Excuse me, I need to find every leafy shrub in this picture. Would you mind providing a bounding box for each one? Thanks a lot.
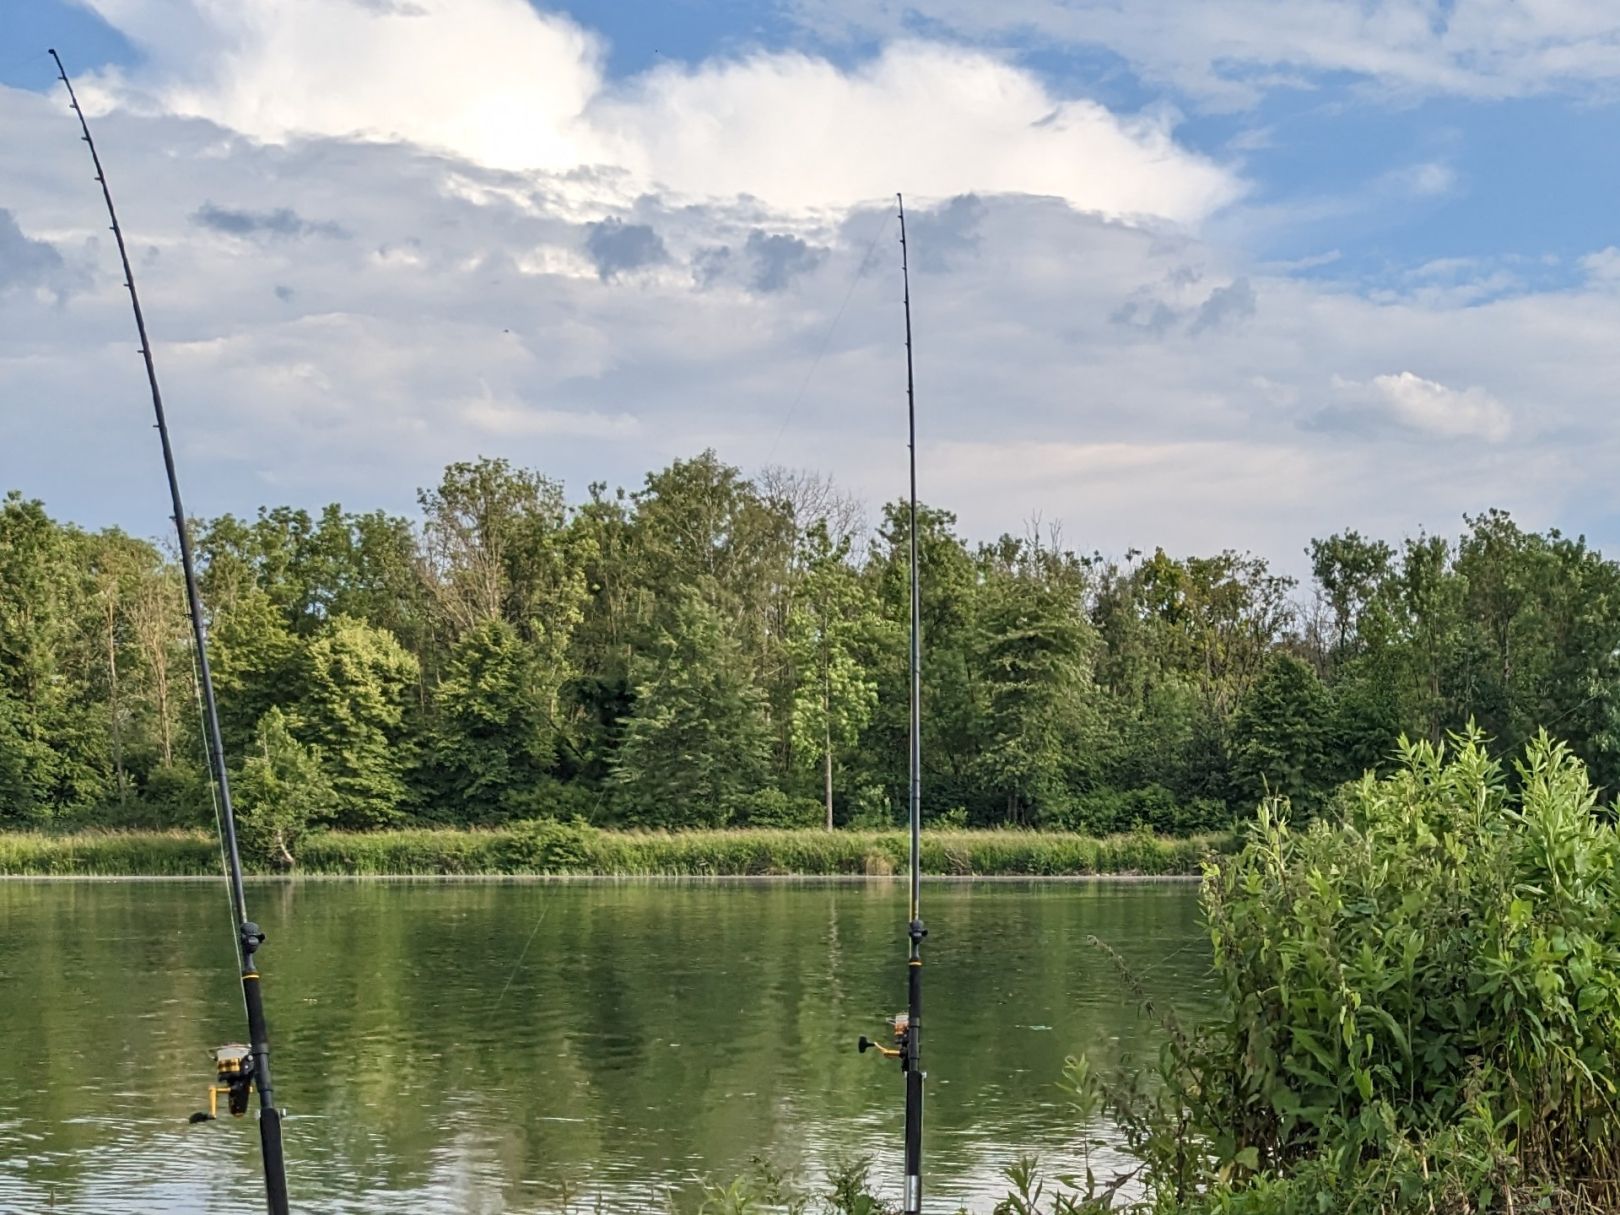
[493,818,600,872]
[1059,729,1620,1214]
[846,784,897,829]
[134,763,213,829]
[738,788,824,828]
[505,778,606,824]
[929,805,970,829]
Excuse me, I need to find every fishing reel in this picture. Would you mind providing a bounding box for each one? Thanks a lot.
[189,1044,255,1123]
[857,1013,914,1070]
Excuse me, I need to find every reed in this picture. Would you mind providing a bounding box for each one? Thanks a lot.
[0,824,1225,877]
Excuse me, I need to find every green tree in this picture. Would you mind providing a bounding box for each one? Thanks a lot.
[787,524,878,828]
[611,589,772,826]
[208,588,304,752]
[0,493,105,818]
[1308,529,1395,666]
[630,452,796,700]
[426,619,564,822]
[1230,654,1334,814]
[971,534,1097,824]
[418,457,585,640]
[296,616,419,828]
[231,707,335,868]
[565,482,642,785]
[0,683,51,823]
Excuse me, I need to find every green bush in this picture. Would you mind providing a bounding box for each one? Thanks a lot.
[492,818,601,872]
[738,788,825,828]
[1054,730,1620,1214]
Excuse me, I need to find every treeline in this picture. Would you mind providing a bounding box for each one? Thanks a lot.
[4,451,1619,852]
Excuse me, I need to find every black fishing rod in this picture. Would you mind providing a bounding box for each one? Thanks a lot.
[856,192,927,1215]
[49,49,291,1215]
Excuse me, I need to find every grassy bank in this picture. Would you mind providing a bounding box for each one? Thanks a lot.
[0,823,1228,877]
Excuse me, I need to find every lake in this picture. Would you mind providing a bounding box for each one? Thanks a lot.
[0,879,1211,1213]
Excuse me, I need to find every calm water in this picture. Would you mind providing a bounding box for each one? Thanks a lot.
[0,879,1211,1213]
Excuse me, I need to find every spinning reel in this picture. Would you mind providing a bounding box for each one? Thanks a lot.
[857,1012,915,1070]
[189,1044,255,1123]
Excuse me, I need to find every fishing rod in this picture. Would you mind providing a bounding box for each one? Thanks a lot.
[856,192,927,1215]
[49,49,291,1215]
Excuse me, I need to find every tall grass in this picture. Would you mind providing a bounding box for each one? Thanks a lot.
[0,829,223,876]
[0,823,1225,877]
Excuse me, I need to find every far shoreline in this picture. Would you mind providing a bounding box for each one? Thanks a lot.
[0,825,1230,879]
[0,870,1206,883]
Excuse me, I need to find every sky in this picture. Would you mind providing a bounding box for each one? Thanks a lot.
[5,0,1620,574]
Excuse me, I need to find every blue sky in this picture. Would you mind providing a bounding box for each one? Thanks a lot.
[5,0,1620,569]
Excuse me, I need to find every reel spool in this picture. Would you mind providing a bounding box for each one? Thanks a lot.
[189,1044,254,1123]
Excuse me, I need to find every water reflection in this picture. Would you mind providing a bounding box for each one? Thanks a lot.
[0,879,1211,1213]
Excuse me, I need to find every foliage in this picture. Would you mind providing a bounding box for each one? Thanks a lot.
[11,455,1620,836]
[422,619,564,823]
[612,589,773,826]
[686,1157,900,1215]
[1047,785,1232,837]
[738,787,825,828]
[1228,656,1333,816]
[295,615,419,829]
[229,707,335,868]
[788,522,880,827]
[1039,732,1620,1215]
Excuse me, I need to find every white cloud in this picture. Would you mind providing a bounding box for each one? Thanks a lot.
[72,0,1238,222]
[589,42,1237,222]
[10,9,1620,574]
[783,0,1620,104]
[80,0,605,170]
[1347,371,1514,441]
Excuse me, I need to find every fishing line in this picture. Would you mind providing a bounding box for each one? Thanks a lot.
[763,208,894,466]
[1126,936,1202,980]
[489,907,550,1015]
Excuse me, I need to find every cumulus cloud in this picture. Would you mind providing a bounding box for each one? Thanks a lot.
[1315,372,1513,442]
[0,209,68,293]
[583,219,668,281]
[1369,371,1513,441]
[782,0,1620,104]
[73,0,1238,222]
[746,232,827,293]
[588,42,1237,221]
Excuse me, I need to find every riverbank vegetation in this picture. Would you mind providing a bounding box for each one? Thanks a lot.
[966,732,1620,1214]
[6,453,1620,867]
[0,823,1220,877]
